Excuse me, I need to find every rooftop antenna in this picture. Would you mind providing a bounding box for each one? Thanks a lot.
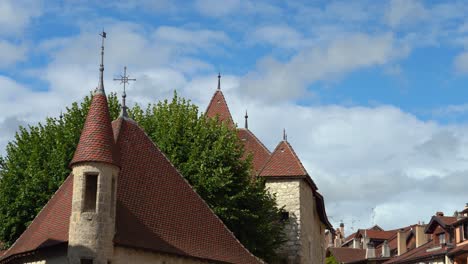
[96,30,107,94]
[113,66,136,118]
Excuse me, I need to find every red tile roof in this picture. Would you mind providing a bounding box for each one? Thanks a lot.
[111,118,260,263]
[1,175,73,261]
[259,140,308,178]
[328,247,366,263]
[357,230,396,241]
[205,89,235,127]
[70,92,119,167]
[2,117,261,264]
[384,241,447,264]
[237,128,270,175]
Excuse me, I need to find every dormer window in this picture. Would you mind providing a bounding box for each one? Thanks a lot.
[439,233,446,245]
[83,173,98,212]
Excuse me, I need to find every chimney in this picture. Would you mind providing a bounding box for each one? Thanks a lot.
[382,240,390,257]
[340,222,345,238]
[362,230,370,249]
[397,229,407,256]
[436,211,444,217]
[415,224,428,248]
[366,242,376,259]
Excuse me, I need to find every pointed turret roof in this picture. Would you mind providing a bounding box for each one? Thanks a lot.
[237,128,270,175]
[70,31,119,168]
[205,74,235,127]
[69,90,119,167]
[259,140,308,178]
[2,117,261,264]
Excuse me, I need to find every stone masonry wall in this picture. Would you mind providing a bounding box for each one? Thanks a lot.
[68,162,119,264]
[265,179,302,263]
[299,180,325,264]
[113,246,210,264]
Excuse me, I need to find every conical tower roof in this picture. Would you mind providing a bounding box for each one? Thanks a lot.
[205,74,235,127]
[70,90,119,167]
[259,140,308,178]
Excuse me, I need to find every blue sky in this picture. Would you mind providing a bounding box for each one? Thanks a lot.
[2,0,468,232]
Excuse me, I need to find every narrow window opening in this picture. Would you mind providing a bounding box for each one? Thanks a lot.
[281,211,289,221]
[83,173,98,212]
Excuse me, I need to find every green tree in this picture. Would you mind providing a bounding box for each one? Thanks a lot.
[132,94,285,260]
[0,92,285,261]
[0,93,121,246]
[326,255,340,264]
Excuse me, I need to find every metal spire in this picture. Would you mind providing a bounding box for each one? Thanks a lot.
[114,66,136,118]
[244,110,248,129]
[217,72,221,90]
[283,128,287,141]
[96,30,107,94]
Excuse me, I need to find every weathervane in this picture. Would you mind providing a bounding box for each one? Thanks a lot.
[114,66,136,117]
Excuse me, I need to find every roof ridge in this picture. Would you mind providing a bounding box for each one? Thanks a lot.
[112,118,261,263]
[237,128,271,155]
[283,140,308,176]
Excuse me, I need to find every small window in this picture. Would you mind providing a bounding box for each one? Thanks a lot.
[439,233,446,244]
[281,211,289,221]
[83,173,98,212]
[81,259,93,264]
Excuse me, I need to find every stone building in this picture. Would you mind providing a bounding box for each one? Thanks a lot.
[0,35,261,264]
[205,76,334,263]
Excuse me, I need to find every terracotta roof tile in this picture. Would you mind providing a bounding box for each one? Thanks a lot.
[70,92,119,167]
[2,118,261,264]
[1,175,73,260]
[237,128,270,175]
[259,140,308,177]
[384,241,447,264]
[328,247,366,263]
[112,118,260,263]
[205,90,235,127]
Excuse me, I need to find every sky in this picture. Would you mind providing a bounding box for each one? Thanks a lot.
[1,0,468,234]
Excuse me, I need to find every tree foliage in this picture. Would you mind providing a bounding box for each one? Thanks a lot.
[326,255,340,264]
[0,92,284,261]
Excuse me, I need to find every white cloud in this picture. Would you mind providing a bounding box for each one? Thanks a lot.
[240,33,405,102]
[0,41,27,68]
[0,0,42,36]
[454,51,468,74]
[249,25,310,49]
[385,0,428,28]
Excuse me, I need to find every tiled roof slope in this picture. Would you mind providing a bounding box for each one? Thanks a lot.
[328,247,366,263]
[384,240,447,264]
[70,92,119,167]
[1,175,73,261]
[237,128,270,175]
[2,119,261,263]
[205,90,235,127]
[259,140,308,177]
[112,117,261,263]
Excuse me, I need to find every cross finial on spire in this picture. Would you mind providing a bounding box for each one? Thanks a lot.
[283,128,287,141]
[244,110,248,129]
[114,66,136,118]
[96,30,107,94]
[217,72,221,90]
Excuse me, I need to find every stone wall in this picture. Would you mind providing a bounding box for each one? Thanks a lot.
[265,179,302,263]
[299,180,325,264]
[113,246,209,264]
[68,162,119,264]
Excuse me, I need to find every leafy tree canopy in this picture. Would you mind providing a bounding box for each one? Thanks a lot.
[0,92,284,261]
